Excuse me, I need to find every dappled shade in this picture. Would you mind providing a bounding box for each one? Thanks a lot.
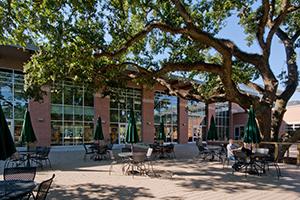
[0,104,16,160]
[125,107,139,144]
[243,106,261,144]
[94,116,104,141]
[207,116,218,141]
[20,109,37,145]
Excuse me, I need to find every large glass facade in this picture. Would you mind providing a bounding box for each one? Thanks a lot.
[109,88,142,144]
[0,69,27,142]
[215,102,230,140]
[154,92,178,143]
[187,101,206,142]
[51,83,94,145]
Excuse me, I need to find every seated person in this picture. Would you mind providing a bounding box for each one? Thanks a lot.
[240,142,252,157]
[226,139,238,160]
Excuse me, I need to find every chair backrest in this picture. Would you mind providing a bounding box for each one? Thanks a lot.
[146,148,153,158]
[197,145,207,152]
[132,153,146,163]
[4,167,37,181]
[234,151,248,162]
[35,174,55,200]
[35,147,50,157]
[83,143,89,153]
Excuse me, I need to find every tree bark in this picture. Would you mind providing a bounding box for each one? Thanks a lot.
[255,103,272,141]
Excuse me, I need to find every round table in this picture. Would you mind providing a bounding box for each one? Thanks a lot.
[0,180,36,200]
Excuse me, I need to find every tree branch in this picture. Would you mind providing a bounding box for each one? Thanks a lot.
[171,0,193,25]
[266,0,289,52]
[256,0,269,49]
[276,28,299,101]
[94,22,186,58]
[247,82,265,94]
[155,61,223,77]
[292,30,300,43]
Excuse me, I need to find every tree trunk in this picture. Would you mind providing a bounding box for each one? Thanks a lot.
[271,98,287,141]
[255,103,272,141]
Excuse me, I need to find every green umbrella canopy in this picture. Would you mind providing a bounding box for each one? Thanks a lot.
[125,108,139,144]
[207,115,218,141]
[157,121,166,141]
[243,106,261,144]
[20,109,37,145]
[94,116,104,141]
[0,104,16,160]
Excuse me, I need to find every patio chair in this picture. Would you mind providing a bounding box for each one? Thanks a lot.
[128,152,147,177]
[164,144,176,158]
[94,145,109,160]
[232,151,251,176]
[264,150,281,179]
[3,166,37,181]
[83,143,95,160]
[4,153,27,168]
[196,143,211,160]
[32,147,52,169]
[144,147,156,176]
[30,174,55,200]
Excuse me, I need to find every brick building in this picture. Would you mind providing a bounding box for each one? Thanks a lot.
[0,45,297,147]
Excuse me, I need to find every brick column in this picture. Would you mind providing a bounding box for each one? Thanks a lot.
[94,93,110,141]
[178,98,188,144]
[28,87,51,146]
[142,88,155,143]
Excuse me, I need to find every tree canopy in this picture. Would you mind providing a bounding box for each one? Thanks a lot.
[0,0,300,141]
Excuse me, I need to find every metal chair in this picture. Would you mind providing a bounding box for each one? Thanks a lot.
[83,143,95,160]
[32,147,52,169]
[232,151,251,176]
[164,144,176,158]
[3,167,37,181]
[31,174,55,200]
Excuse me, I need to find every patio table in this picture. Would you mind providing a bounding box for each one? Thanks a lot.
[0,180,36,200]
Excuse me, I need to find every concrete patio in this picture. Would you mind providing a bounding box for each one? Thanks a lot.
[1,144,299,200]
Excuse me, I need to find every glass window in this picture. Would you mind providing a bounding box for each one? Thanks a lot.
[215,102,230,140]
[154,92,178,143]
[109,88,142,144]
[51,83,94,145]
[187,100,206,142]
[0,69,28,143]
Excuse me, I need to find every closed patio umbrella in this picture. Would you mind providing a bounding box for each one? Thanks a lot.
[125,107,139,152]
[0,104,16,160]
[157,121,166,142]
[243,106,261,144]
[20,109,37,147]
[94,116,104,141]
[207,115,218,141]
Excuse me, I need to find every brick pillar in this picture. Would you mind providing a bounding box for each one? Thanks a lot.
[28,87,51,146]
[94,93,110,141]
[178,98,188,144]
[142,88,155,143]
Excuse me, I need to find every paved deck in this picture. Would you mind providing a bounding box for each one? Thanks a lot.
[1,144,299,200]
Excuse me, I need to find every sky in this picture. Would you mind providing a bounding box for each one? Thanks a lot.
[218,16,300,101]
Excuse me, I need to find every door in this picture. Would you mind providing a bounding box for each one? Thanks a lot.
[118,123,127,144]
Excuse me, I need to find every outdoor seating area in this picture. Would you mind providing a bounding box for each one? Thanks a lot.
[4,146,52,169]
[1,144,299,200]
[0,165,55,200]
